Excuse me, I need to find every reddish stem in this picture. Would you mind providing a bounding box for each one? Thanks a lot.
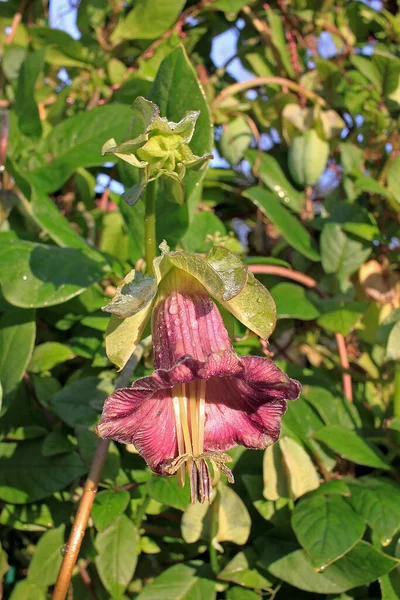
[248,264,353,403]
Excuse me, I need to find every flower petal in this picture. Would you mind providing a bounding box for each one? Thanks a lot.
[95,388,177,474]
[203,357,301,452]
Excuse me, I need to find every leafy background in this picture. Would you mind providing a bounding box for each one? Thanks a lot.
[1,0,400,598]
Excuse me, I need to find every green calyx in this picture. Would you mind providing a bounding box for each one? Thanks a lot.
[102,97,212,207]
[103,243,277,371]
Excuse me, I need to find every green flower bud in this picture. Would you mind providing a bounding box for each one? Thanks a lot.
[102,97,212,206]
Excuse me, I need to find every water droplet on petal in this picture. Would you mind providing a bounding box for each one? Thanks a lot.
[169,304,178,315]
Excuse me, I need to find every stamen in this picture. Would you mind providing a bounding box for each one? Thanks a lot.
[189,381,199,456]
[197,379,206,455]
[178,384,192,456]
[172,395,185,487]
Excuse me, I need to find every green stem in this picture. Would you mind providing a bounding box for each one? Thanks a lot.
[394,362,400,418]
[144,180,157,275]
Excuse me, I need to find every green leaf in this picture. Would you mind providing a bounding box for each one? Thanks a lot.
[317,302,367,336]
[28,342,74,373]
[288,130,329,187]
[345,477,400,545]
[262,540,398,594]
[0,309,35,413]
[0,440,86,503]
[218,548,274,590]
[9,580,46,600]
[15,50,44,138]
[181,212,226,253]
[136,562,216,600]
[51,376,107,428]
[95,514,138,598]
[226,588,261,600]
[279,436,320,499]
[313,426,390,470]
[28,525,65,588]
[217,485,252,545]
[29,104,133,193]
[41,431,75,457]
[310,479,351,497]
[267,9,295,78]
[220,117,253,165]
[149,46,213,215]
[302,386,356,429]
[351,55,382,91]
[0,239,104,308]
[111,0,186,42]
[102,269,157,319]
[92,490,131,532]
[270,283,320,320]
[292,495,365,569]
[243,187,320,261]
[388,416,400,432]
[387,156,400,205]
[320,223,371,278]
[386,321,400,360]
[148,475,190,511]
[246,150,304,213]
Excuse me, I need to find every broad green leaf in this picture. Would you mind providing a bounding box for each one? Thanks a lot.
[244,187,320,261]
[92,490,130,532]
[181,212,226,253]
[220,117,253,165]
[320,223,371,278]
[41,431,75,457]
[95,514,138,598]
[226,588,261,600]
[263,443,289,501]
[345,477,400,545]
[102,269,157,319]
[263,540,398,594]
[51,376,107,428]
[28,525,65,587]
[0,440,86,503]
[288,130,329,187]
[270,283,320,320]
[317,302,368,336]
[292,495,365,569]
[0,309,35,413]
[181,498,211,544]
[246,150,304,213]
[105,302,153,371]
[9,580,46,600]
[15,50,44,138]
[28,342,74,373]
[310,479,351,497]
[218,548,273,590]
[148,475,190,511]
[351,55,382,91]
[301,386,356,429]
[340,143,363,176]
[313,426,390,470]
[149,46,213,217]
[217,485,251,545]
[279,437,320,499]
[0,239,104,308]
[136,562,216,600]
[386,321,400,360]
[380,571,400,600]
[29,104,133,193]
[111,0,186,41]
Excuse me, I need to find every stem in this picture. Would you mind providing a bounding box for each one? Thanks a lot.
[213,77,326,108]
[145,180,157,276]
[394,362,400,417]
[52,439,110,600]
[247,264,353,402]
[52,350,145,600]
